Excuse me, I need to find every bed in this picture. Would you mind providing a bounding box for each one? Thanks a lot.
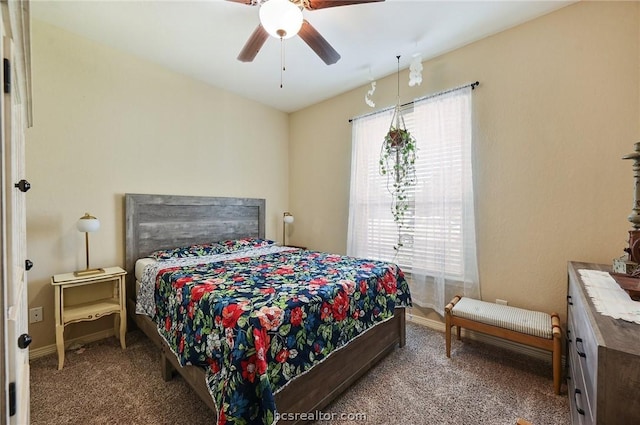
[124,193,410,424]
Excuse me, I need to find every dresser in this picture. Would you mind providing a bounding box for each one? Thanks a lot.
[567,262,640,425]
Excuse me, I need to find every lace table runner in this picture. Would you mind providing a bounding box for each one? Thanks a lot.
[578,269,640,324]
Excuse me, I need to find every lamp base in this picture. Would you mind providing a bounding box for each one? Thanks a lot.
[73,268,105,277]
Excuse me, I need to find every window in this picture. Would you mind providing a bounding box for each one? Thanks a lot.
[348,86,479,314]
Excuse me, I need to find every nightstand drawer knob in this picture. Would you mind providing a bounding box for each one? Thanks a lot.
[25,259,33,271]
[14,179,30,193]
[17,333,32,349]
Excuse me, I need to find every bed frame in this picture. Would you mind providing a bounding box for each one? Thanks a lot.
[124,193,406,423]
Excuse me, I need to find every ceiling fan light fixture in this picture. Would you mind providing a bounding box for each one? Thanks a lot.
[259,0,303,39]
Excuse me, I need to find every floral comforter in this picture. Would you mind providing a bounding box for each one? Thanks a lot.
[142,241,411,425]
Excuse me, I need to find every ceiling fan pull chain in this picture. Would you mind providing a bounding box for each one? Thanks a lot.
[280,37,284,88]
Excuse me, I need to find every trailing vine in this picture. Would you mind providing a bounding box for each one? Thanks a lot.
[379,122,417,250]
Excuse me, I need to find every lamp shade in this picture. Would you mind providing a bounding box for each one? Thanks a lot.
[283,213,294,224]
[76,213,100,233]
[259,0,303,39]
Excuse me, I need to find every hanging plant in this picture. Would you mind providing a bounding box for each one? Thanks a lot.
[379,56,418,251]
[379,123,417,250]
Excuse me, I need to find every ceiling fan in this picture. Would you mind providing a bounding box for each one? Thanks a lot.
[228,0,384,65]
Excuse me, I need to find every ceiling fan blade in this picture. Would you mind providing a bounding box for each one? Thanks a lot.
[298,19,341,65]
[305,0,384,10]
[226,0,255,5]
[237,24,269,62]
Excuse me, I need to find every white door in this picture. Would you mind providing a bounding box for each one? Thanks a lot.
[1,3,31,423]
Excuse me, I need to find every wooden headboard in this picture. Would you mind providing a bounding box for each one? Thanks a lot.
[124,194,266,300]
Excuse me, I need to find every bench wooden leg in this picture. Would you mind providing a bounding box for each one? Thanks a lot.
[445,313,452,358]
[552,313,562,395]
[445,295,462,358]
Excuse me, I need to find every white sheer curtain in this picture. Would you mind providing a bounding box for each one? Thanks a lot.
[347,108,397,263]
[348,86,479,316]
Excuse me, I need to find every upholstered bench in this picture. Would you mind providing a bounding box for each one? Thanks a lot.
[445,295,562,395]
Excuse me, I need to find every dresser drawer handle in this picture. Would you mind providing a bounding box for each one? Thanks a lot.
[567,295,573,305]
[574,389,585,416]
[575,338,587,358]
[566,329,572,343]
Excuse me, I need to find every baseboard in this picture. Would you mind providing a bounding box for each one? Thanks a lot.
[29,329,115,361]
[406,313,563,366]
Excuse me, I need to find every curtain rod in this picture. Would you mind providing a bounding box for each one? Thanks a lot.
[348,81,479,123]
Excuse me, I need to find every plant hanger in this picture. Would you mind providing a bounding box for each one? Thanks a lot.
[379,55,417,251]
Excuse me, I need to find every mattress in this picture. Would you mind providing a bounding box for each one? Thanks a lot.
[135,257,155,282]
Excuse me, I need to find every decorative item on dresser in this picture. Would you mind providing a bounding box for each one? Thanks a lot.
[566,262,640,425]
[614,142,640,274]
[51,267,127,370]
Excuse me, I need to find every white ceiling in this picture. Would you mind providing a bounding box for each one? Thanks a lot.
[31,0,573,113]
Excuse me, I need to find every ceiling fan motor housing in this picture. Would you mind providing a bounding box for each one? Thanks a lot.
[259,0,303,39]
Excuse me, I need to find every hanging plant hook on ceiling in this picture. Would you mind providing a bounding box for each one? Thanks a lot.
[379,55,417,252]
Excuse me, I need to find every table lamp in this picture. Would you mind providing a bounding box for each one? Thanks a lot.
[74,213,105,277]
[283,212,294,246]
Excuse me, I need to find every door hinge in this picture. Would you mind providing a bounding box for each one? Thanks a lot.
[9,382,16,416]
[3,58,10,94]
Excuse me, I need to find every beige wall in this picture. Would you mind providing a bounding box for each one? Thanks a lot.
[26,21,290,349]
[289,1,640,323]
[25,1,640,350]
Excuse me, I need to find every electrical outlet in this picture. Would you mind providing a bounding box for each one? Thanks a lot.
[29,306,43,323]
[495,299,508,306]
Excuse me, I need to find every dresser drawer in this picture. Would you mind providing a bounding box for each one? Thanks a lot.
[567,350,592,425]
[567,312,594,425]
[567,280,598,404]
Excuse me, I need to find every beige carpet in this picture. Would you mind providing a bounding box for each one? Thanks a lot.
[30,322,569,424]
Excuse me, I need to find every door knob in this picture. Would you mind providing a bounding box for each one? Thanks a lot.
[14,179,30,192]
[25,259,33,271]
[17,333,32,349]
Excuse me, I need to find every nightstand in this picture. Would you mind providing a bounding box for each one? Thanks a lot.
[50,266,127,370]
